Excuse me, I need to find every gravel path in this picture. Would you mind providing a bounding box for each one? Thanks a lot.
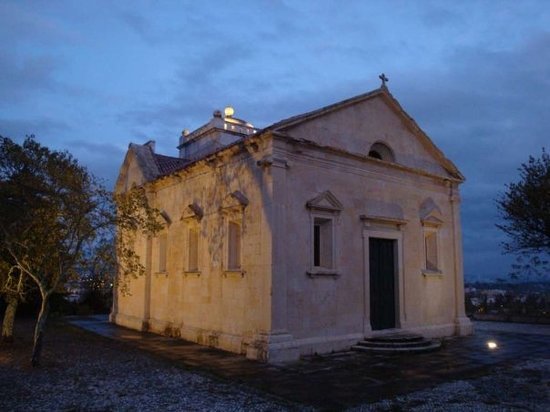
[1,318,548,411]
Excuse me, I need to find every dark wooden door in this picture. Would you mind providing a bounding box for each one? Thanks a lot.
[369,238,396,330]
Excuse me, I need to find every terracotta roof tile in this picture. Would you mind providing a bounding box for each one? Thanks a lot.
[154,153,189,176]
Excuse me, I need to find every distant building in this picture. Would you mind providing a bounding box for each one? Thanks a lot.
[111,85,472,362]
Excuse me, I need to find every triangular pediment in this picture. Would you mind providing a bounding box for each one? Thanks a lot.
[306,190,343,212]
[421,215,444,227]
[420,199,444,226]
[268,87,463,181]
[159,210,172,226]
[181,202,204,222]
[221,190,249,212]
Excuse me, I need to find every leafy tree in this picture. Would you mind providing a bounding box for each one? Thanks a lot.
[0,136,162,366]
[0,259,33,342]
[497,149,550,278]
[77,235,117,313]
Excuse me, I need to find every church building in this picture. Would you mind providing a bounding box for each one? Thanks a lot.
[111,81,473,362]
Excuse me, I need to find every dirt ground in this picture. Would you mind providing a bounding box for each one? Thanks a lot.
[0,318,548,411]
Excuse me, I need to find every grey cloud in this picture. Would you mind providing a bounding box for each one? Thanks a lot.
[0,2,81,46]
[393,32,550,280]
[0,117,70,139]
[117,43,258,133]
[68,140,126,188]
[0,50,63,102]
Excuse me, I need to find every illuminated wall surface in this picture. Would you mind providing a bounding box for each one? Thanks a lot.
[112,88,473,362]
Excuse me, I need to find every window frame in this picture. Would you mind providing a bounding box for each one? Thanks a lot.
[226,219,242,271]
[311,214,335,271]
[181,202,203,276]
[421,221,443,277]
[219,191,248,277]
[157,232,168,274]
[368,141,395,162]
[186,225,200,274]
[305,190,343,278]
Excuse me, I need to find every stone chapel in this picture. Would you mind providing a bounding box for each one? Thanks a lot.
[111,83,473,362]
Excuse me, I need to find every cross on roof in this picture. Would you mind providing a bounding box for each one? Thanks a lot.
[379,73,389,87]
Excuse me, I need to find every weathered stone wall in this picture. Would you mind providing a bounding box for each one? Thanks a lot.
[271,94,471,356]
[279,95,450,177]
[113,139,275,358]
[272,138,467,356]
[112,93,472,362]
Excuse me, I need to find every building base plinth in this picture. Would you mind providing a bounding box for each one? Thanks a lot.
[455,316,474,336]
[246,332,300,363]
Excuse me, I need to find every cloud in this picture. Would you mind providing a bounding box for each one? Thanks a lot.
[0,117,70,139]
[389,32,550,279]
[0,2,81,46]
[66,139,126,187]
[0,49,64,102]
[117,42,259,134]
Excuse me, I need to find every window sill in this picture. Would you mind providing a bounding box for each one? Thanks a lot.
[223,269,245,278]
[422,269,443,278]
[183,270,201,277]
[307,269,340,278]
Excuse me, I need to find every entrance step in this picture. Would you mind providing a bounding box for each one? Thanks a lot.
[352,333,441,354]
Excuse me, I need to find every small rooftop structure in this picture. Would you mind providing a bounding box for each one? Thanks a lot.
[178,106,256,161]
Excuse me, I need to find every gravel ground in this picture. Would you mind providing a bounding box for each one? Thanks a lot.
[1,318,548,411]
[0,319,294,411]
[351,359,550,411]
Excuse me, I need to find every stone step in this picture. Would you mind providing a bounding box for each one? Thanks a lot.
[367,333,425,343]
[355,339,433,348]
[351,332,442,354]
[351,340,442,354]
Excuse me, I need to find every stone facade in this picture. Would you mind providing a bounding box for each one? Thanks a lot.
[111,86,473,362]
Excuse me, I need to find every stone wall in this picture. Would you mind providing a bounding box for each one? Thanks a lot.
[113,138,277,359]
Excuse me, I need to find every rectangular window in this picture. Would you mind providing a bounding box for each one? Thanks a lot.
[158,233,167,272]
[188,227,199,271]
[227,221,241,270]
[425,231,438,271]
[313,217,333,269]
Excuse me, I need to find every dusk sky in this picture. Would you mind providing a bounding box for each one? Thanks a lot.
[1,1,549,281]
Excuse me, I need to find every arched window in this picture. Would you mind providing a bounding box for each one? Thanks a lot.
[368,142,395,162]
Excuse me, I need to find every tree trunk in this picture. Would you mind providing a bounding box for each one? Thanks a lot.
[31,295,50,367]
[1,296,18,343]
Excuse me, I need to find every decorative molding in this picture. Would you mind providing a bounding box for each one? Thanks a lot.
[419,198,443,226]
[159,210,172,226]
[306,190,343,213]
[223,270,245,278]
[257,156,289,169]
[421,215,444,227]
[230,190,249,207]
[360,214,407,228]
[181,202,203,222]
[306,270,340,279]
[220,190,249,214]
[422,269,443,278]
[256,157,272,168]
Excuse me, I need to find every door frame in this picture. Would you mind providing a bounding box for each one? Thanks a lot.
[369,237,397,330]
[361,217,407,336]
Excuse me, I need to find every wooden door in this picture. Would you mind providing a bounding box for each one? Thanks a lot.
[369,238,396,330]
